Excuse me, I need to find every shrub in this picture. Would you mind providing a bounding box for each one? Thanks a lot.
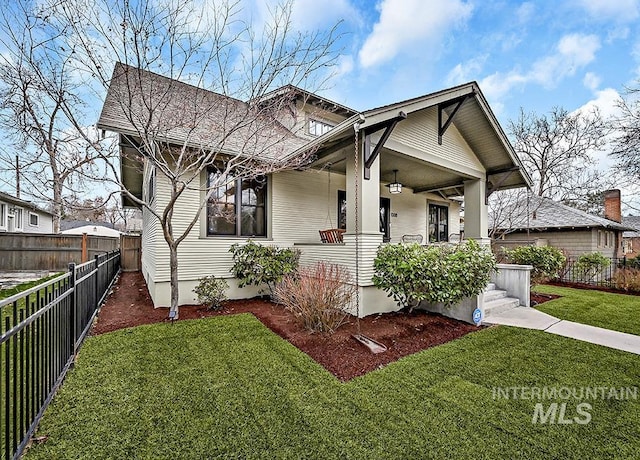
[372,240,496,310]
[612,268,640,292]
[505,245,566,286]
[274,261,354,333]
[193,276,228,310]
[229,240,300,296]
[574,252,611,281]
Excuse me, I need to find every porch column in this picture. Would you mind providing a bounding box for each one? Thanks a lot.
[345,140,382,235]
[463,178,490,244]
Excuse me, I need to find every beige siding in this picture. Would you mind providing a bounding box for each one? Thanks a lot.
[389,107,485,173]
[498,229,617,258]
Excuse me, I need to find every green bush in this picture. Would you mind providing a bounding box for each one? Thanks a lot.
[372,240,496,310]
[575,252,610,281]
[193,276,229,310]
[229,240,300,296]
[506,245,566,286]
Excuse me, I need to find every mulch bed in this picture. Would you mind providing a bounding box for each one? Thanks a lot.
[93,272,555,381]
[531,292,562,305]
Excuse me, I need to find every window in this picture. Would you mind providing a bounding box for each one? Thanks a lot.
[308,119,333,136]
[14,207,23,231]
[337,190,391,241]
[0,203,6,229]
[207,166,266,237]
[428,204,448,243]
[147,167,156,203]
[29,212,39,226]
[597,230,603,247]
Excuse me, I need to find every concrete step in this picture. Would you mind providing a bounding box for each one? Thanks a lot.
[484,289,507,302]
[485,283,496,292]
[484,297,521,317]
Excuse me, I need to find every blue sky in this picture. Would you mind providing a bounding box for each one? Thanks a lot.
[295,0,639,127]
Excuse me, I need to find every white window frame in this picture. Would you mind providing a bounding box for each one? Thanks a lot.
[13,206,24,231]
[308,118,333,136]
[0,203,6,230]
[29,212,39,227]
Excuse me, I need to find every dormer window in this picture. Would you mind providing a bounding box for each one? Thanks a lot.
[308,119,333,136]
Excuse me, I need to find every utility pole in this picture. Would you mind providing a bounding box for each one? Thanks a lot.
[15,154,20,198]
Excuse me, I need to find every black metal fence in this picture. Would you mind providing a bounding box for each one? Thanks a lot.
[0,250,120,460]
[556,257,637,289]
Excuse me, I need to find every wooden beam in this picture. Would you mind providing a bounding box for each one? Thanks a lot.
[438,95,469,145]
[363,111,407,180]
[485,166,520,204]
[413,180,465,194]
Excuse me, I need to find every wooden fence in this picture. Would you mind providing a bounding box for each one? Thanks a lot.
[120,235,141,272]
[0,234,119,271]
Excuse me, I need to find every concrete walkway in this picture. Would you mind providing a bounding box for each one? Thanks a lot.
[485,307,640,355]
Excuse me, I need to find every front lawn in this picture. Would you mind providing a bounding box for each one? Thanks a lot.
[25,314,640,459]
[535,285,640,336]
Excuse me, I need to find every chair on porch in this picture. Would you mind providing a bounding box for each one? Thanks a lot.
[319,228,345,243]
[401,234,423,244]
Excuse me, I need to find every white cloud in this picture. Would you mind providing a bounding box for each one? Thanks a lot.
[446,56,487,86]
[577,0,639,22]
[480,34,600,100]
[583,72,601,91]
[574,87,621,119]
[358,0,473,68]
[515,2,535,23]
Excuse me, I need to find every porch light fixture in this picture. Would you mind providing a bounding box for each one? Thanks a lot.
[389,170,402,194]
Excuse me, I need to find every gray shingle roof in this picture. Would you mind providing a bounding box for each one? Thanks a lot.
[494,195,632,232]
[97,63,308,161]
[623,216,640,238]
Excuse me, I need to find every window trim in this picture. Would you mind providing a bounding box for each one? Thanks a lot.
[13,206,24,232]
[0,203,6,230]
[308,118,334,136]
[206,167,268,238]
[29,212,39,227]
[428,202,449,243]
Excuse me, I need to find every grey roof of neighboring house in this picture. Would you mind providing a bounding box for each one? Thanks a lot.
[493,195,632,232]
[0,191,54,216]
[622,216,640,238]
[97,63,309,160]
[60,220,115,231]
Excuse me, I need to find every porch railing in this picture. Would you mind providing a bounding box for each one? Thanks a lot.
[0,250,120,460]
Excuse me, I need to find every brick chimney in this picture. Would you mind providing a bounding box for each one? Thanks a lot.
[604,189,622,223]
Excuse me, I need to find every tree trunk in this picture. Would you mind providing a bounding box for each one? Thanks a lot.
[169,242,180,319]
[52,179,63,233]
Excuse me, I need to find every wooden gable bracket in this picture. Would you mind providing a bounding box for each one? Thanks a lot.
[485,166,520,204]
[438,95,470,145]
[363,111,407,180]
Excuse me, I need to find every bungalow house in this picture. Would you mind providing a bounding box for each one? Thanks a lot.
[97,63,531,321]
[0,191,54,234]
[492,191,631,259]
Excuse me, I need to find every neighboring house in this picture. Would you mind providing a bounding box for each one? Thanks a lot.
[492,190,631,259]
[60,220,121,238]
[621,216,640,258]
[0,191,54,234]
[97,63,531,321]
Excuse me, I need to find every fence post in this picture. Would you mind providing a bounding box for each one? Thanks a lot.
[68,262,77,358]
[94,255,100,310]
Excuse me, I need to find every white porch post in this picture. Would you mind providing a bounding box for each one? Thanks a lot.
[463,178,490,245]
[344,136,384,290]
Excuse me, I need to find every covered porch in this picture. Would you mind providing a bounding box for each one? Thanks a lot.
[288,82,531,320]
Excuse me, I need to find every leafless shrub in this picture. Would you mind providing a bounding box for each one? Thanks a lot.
[612,268,640,292]
[275,261,355,333]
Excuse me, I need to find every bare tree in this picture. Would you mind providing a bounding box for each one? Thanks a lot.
[611,84,640,180]
[50,0,342,316]
[0,0,114,232]
[509,107,609,199]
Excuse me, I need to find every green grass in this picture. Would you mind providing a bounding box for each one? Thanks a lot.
[0,273,63,301]
[25,315,640,459]
[535,285,640,336]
